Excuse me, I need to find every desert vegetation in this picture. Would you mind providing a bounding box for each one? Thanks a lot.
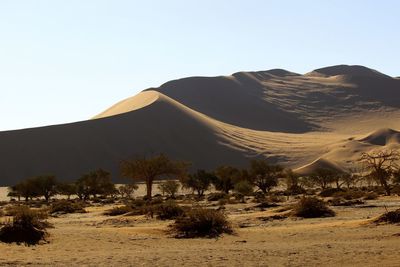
[1,150,400,252]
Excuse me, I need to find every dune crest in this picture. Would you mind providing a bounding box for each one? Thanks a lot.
[294,158,345,175]
[360,128,400,146]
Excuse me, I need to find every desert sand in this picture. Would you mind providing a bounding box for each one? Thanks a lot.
[1,191,400,267]
[0,65,399,185]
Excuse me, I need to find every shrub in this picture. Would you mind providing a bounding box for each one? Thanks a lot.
[150,196,164,205]
[363,192,379,200]
[374,208,400,224]
[154,200,184,220]
[0,206,49,245]
[267,194,286,203]
[293,197,335,218]
[0,209,3,217]
[207,192,228,202]
[333,189,365,200]
[130,198,146,207]
[319,188,344,197]
[104,205,133,216]
[50,200,86,214]
[171,208,233,238]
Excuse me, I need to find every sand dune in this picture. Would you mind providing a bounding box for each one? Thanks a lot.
[294,158,345,175]
[360,128,400,146]
[0,65,400,185]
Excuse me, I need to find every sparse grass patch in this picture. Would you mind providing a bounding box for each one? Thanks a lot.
[104,205,133,216]
[293,197,335,218]
[329,197,364,206]
[171,208,233,238]
[50,200,86,214]
[207,192,228,202]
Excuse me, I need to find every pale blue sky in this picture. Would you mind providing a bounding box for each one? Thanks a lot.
[0,0,399,131]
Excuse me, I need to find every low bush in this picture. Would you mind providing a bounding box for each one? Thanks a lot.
[363,192,379,200]
[171,208,233,238]
[0,206,49,245]
[154,200,184,220]
[267,194,286,203]
[333,190,365,200]
[391,185,400,195]
[150,196,164,205]
[50,200,86,214]
[374,208,400,224]
[104,205,133,216]
[130,198,146,207]
[293,197,335,218]
[319,188,344,197]
[207,192,228,202]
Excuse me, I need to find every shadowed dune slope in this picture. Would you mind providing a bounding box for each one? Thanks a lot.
[0,92,248,185]
[360,128,400,146]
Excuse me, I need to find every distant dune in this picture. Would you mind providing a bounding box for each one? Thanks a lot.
[0,65,400,185]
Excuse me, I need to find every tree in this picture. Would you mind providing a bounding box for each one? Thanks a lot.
[32,175,58,202]
[360,150,400,195]
[180,169,215,197]
[76,169,115,200]
[248,159,282,194]
[120,154,189,200]
[7,186,21,201]
[57,183,76,200]
[233,180,254,202]
[118,184,139,199]
[158,180,180,198]
[213,166,240,194]
[307,168,336,190]
[284,169,304,195]
[14,179,40,201]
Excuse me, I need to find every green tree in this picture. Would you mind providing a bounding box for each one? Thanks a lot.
[307,168,336,190]
[248,159,282,193]
[158,180,180,198]
[32,175,58,202]
[76,169,115,200]
[234,180,254,202]
[118,183,139,199]
[180,170,215,197]
[284,169,304,195]
[213,166,240,194]
[57,183,76,200]
[120,154,189,200]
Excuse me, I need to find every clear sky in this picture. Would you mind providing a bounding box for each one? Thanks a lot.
[0,0,399,131]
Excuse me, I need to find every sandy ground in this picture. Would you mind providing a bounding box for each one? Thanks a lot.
[1,194,400,266]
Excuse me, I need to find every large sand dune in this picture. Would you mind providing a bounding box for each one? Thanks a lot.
[0,65,400,185]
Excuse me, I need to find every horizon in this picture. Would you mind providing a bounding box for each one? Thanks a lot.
[1,0,399,131]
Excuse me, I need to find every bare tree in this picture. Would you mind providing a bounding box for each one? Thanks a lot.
[360,150,400,195]
[120,154,189,200]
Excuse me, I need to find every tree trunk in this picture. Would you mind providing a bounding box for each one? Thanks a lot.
[146,180,153,200]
